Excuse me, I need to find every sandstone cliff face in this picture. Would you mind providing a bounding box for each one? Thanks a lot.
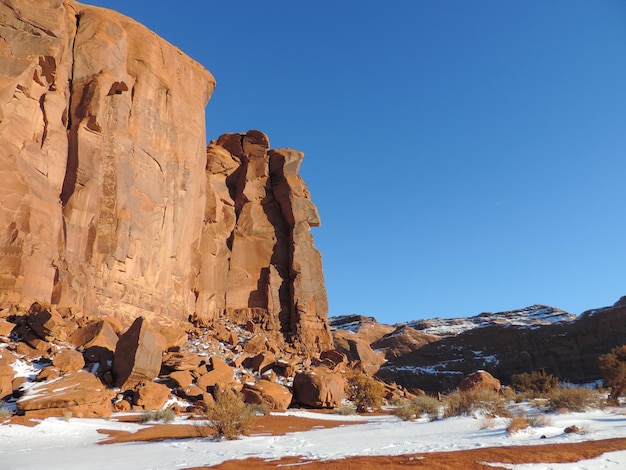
[197,131,332,352]
[0,1,331,352]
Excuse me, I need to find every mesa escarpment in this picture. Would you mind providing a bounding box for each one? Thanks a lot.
[331,299,626,393]
[0,1,330,352]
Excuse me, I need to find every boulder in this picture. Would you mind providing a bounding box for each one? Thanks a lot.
[16,371,114,418]
[0,364,15,399]
[169,370,194,388]
[133,380,170,410]
[245,351,276,374]
[69,320,118,352]
[156,326,188,350]
[196,357,234,390]
[26,302,75,342]
[319,349,348,368]
[52,348,85,374]
[113,317,164,390]
[0,319,15,337]
[293,368,344,408]
[162,352,203,371]
[242,380,293,411]
[458,370,501,393]
[36,367,61,382]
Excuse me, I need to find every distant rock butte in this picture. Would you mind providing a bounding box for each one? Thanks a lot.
[0,1,330,352]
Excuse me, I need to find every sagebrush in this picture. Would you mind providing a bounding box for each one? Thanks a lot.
[393,395,440,421]
[198,388,255,440]
[547,386,604,412]
[444,389,511,418]
[138,408,176,424]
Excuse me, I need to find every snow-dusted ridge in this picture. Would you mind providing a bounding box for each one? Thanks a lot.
[331,305,577,338]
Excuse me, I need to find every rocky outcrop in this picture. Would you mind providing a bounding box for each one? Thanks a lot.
[0,1,331,353]
[373,299,626,393]
[16,371,114,418]
[196,132,332,352]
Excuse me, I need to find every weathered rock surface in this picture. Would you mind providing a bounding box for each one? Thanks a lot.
[52,348,85,374]
[198,132,332,352]
[242,379,293,411]
[112,317,164,390]
[132,380,170,410]
[458,370,501,393]
[293,368,344,408]
[0,364,14,399]
[0,0,214,327]
[0,1,331,353]
[332,330,386,375]
[16,371,114,418]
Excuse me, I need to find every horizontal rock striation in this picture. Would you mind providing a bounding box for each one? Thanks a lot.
[0,1,331,352]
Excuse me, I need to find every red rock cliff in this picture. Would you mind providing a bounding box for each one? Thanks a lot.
[0,1,331,352]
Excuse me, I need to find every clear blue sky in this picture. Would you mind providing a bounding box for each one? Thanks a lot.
[91,1,626,324]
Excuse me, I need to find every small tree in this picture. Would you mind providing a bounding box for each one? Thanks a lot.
[598,346,626,405]
[510,370,558,396]
[347,374,386,412]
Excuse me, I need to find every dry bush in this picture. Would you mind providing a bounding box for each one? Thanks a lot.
[444,389,511,418]
[598,346,626,405]
[198,388,255,440]
[334,406,357,416]
[527,413,553,427]
[394,395,441,421]
[138,408,176,424]
[0,407,13,418]
[547,386,604,412]
[347,374,386,413]
[478,415,496,429]
[510,370,558,396]
[507,415,529,434]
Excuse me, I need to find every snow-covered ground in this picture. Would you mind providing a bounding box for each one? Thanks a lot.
[1,408,626,469]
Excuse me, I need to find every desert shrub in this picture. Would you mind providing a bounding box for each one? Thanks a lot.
[334,406,357,416]
[138,408,176,424]
[347,374,386,413]
[247,404,269,416]
[393,396,440,421]
[201,388,255,440]
[598,346,626,405]
[510,370,558,396]
[0,407,13,418]
[506,415,529,434]
[527,413,553,427]
[478,415,496,429]
[444,389,511,418]
[547,386,604,412]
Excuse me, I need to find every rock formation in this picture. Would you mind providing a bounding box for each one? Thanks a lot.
[0,1,331,353]
[332,299,626,393]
